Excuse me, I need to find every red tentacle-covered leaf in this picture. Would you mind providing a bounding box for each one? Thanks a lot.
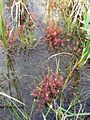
[33,90,38,97]
[54,39,64,46]
[59,75,64,81]
[43,75,47,84]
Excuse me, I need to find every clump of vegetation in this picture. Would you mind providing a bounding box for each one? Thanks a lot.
[18,24,36,49]
[44,24,64,50]
[10,0,36,49]
[32,69,64,106]
[0,0,36,50]
[45,0,61,25]
[60,0,86,39]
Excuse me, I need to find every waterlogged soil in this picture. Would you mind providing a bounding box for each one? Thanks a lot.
[0,0,90,120]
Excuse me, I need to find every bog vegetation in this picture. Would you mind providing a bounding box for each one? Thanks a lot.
[0,0,90,120]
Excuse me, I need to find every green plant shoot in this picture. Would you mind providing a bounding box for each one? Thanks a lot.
[77,5,90,68]
[0,0,7,48]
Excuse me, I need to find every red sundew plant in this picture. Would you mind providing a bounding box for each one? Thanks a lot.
[5,24,26,48]
[44,25,64,49]
[32,70,64,107]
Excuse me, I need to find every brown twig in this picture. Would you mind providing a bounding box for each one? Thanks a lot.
[63,60,78,91]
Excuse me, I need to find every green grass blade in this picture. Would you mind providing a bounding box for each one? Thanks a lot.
[0,0,7,48]
[77,41,90,68]
[0,92,26,106]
